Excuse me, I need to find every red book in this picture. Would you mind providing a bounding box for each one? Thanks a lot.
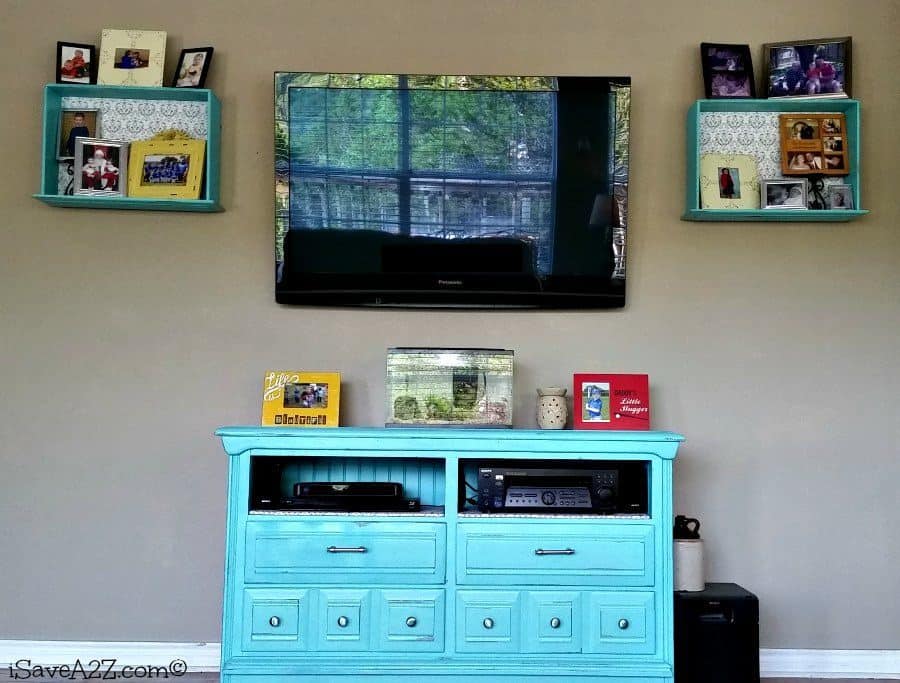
[573,373,650,430]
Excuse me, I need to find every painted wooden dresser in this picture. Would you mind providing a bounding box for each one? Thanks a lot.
[216,427,682,682]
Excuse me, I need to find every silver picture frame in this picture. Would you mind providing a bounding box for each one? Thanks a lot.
[73,137,129,196]
[760,178,809,210]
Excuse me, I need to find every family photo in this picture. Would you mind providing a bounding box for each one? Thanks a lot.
[766,38,850,98]
[174,49,212,87]
[763,180,807,209]
[283,383,329,409]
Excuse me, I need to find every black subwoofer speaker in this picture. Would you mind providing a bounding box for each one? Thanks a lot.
[674,582,760,682]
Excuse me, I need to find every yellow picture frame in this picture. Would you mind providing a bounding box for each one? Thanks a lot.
[261,371,341,427]
[127,139,206,199]
[97,29,167,87]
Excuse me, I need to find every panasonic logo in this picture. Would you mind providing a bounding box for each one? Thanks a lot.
[437,279,464,286]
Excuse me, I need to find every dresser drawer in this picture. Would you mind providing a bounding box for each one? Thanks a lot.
[455,590,522,653]
[458,523,654,585]
[245,521,446,584]
[584,591,656,655]
[242,589,309,652]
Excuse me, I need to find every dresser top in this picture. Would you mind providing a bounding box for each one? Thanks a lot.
[216,427,683,458]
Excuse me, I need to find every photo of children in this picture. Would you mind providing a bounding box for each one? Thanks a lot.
[176,51,207,87]
[581,383,610,422]
[141,155,191,185]
[766,40,849,99]
[113,48,150,69]
[58,44,92,84]
[763,180,807,209]
[58,110,98,159]
[829,185,853,209]
[283,383,329,409]
[78,144,121,193]
[701,43,755,98]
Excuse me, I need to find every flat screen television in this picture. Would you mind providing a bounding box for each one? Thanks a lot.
[275,73,631,308]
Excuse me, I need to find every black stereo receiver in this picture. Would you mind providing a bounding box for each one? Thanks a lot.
[474,461,647,514]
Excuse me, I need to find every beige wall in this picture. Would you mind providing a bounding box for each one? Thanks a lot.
[1,0,898,650]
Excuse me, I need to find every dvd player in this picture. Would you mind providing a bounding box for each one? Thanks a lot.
[279,482,421,512]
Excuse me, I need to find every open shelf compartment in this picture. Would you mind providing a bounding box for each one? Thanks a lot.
[34,83,222,212]
[683,98,867,222]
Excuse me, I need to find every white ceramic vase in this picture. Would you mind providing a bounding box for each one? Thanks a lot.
[536,387,567,429]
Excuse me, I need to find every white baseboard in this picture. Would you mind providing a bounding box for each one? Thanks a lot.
[0,640,897,678]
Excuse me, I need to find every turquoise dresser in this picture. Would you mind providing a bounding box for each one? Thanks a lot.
[217,427,682,682]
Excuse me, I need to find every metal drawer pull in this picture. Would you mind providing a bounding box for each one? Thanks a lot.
[534,548,575,555]
[483,617,494,629]
[618,618,629,630]
[326,546,367,553]
[406,616,417,628]
[550,617,561,629]
[269,616,281,628]
[337,616,350,628]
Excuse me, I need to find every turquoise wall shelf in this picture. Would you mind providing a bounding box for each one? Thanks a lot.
[683,98,867,222]
[34,84,222,212]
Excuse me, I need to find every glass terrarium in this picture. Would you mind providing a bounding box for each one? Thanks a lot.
[386,348,514,428]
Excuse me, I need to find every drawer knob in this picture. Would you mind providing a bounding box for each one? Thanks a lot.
[618,618,629,630]
[483,617,494,629]
[406,616,417,628]
[268,616,281,628]
[337,616,350,628]
[550,617,561,629]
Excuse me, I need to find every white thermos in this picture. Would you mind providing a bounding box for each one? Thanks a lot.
[673,515,705,592]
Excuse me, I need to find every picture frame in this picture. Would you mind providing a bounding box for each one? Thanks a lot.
[828,184,854,209]
[57,108,100,160]
[760,178,808,209]
[700,43,756,98]
[779,113,849,176]
[172,47,213,88]
[763,37,851,99]
[573,373,650,431]
[261,371,341,427]
[127,138,206,199]
[56,41,96,85]
[97,29,167,87]
[699,153,760,209]
[74,138,129,196]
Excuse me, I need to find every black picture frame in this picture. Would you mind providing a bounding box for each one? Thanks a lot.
[700,43,756,98]
[56,41,96,85]
[171,47,214,88]
[762,37,852,99]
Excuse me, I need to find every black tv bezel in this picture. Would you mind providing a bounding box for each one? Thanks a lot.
[274,72,630,310]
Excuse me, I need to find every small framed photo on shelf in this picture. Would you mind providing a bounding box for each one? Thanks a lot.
[74,138,128,196]
[56,42,95,84]
[699,153,760,209]
[779,113,849,176]
[127,139,206,199]
[57,109,99,160]
[701,43,755,98]
[98,29,167,86]
[573,373,650,431]
[763,37,851,99]
[172,47,213,88]
[261,371,341,427]
[829,184,854,209]
[761,178,808,209]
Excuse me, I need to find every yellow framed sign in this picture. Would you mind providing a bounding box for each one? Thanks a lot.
[261,371,341,427]
[127,139,206,199]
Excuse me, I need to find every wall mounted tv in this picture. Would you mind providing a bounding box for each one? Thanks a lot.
[275,73,631,309]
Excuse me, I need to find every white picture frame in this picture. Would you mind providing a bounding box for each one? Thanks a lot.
[97,29,167,87]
